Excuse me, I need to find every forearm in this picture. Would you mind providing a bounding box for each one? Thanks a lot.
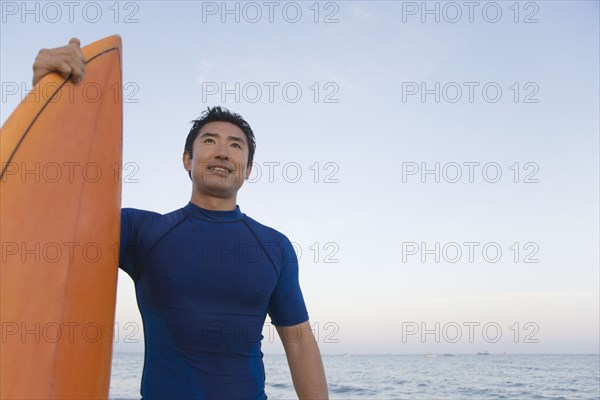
[279,323,329,399]
[288,340,328,399]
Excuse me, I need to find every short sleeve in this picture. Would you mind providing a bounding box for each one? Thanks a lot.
[268,236,309,327]
[119,208,141,280]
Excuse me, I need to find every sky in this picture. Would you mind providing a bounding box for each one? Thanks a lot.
[1,1,599,355]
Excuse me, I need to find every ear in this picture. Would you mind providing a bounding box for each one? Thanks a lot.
[245,162,253,179]
[183,151,191,172]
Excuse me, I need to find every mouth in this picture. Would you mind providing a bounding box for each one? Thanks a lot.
[207,164,233,174]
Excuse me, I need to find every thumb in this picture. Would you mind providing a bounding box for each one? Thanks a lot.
[68,37,81,48]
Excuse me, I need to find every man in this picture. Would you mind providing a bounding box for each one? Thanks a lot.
[32,38,328,399]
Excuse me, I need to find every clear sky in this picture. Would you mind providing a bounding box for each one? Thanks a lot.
[1,1,598,354]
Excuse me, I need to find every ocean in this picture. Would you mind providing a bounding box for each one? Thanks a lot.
[109,353,600,399]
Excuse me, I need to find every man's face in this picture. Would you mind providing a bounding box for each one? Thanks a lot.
[183,121,252,199]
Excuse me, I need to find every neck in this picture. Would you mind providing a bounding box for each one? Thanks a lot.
[189,192,237,211]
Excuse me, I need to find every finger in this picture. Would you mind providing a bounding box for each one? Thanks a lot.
[68,37,81,48]
[66,39,86,80]
[68,38,84,61]
[69,53,85,82]
[70,66,84,83]
[75,45,85,62]
[65,57,84,83]
[56,62,72,80]
[32,72,42,87]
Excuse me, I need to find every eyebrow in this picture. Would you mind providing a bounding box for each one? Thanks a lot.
[199,132,247,146]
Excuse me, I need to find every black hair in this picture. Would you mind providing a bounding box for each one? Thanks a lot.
[185,106,256,169]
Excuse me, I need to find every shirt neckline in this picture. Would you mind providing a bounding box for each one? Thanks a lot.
[182,202,244,222]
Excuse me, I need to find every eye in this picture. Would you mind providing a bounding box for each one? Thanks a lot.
[203,138,215,143]
[231,143,242,149]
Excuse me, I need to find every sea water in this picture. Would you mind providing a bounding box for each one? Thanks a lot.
[109,353,600,399]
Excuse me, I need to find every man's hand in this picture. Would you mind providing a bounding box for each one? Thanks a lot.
[32,38,85,86]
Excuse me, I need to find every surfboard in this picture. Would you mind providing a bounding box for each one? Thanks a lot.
[1,35,122,399]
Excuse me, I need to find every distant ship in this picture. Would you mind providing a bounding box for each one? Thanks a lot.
[424,353,436,357]
[476,351,490,355]
[443,353,454,357]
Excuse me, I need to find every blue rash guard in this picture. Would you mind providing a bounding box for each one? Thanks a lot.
[119,202,309,399]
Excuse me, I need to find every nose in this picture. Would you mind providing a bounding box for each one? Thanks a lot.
[214,142,229,160]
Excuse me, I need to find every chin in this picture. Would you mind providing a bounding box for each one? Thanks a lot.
[196,182,237,196]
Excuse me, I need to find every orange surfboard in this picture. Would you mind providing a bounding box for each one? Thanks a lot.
[1,35,122,399]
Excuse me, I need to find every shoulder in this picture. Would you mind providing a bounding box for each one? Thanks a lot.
[121,207,186,229]
[121,207,160,225]
[122,207,161,219]
[242,215,297,266]
[242,215,292,246]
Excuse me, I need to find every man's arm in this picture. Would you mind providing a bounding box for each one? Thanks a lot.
[276,320,329,399]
